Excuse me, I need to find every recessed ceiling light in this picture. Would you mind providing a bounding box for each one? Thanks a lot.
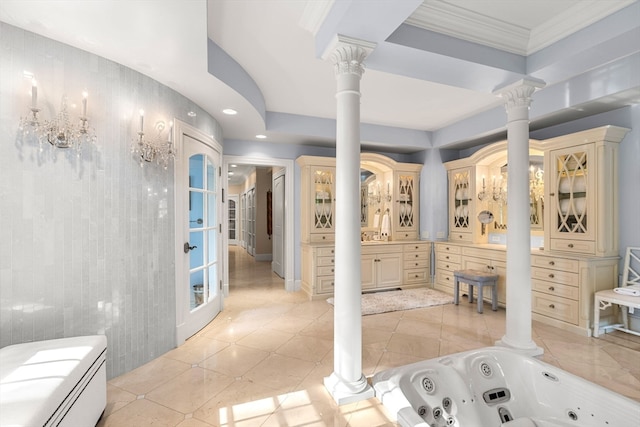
[187,111,196,117]
[228,172,234,176]
[222,108,238,115]
[256,134,267,139]
[230,164,237,168]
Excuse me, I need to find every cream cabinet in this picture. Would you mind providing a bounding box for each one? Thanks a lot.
[460,246,507,305]
[543,126,628,257]
[302,242,431,299]
[393,169,421,241]
[298,156,336,243]
[361,245,403,290]
[448,167,474,242]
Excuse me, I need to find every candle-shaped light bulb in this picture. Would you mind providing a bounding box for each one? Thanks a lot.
[31,79,37,109]
[482,176,485,188]
[168,120,173,143]
[139,109,144,133]
[82,91,88,117]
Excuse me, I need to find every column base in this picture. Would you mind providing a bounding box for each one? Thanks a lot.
[495,336,544,358]
[324,372,375,405]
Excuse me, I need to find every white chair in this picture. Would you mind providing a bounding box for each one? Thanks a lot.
[593,247,640,337]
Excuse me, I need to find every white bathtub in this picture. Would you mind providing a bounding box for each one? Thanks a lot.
[372,346,639,427]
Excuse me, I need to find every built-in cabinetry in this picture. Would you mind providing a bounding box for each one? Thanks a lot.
[297,154,427,299]
[436,126,629,336]
[302,242,431,299]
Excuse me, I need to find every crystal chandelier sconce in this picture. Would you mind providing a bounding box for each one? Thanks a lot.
[478,175,506,204]
[19,78,96,154]
[529,166,544,200]
[131,109,174,169]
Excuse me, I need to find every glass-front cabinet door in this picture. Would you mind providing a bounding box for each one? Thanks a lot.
[393,171,418,240]
[310,166,335,241]
[449,167,472,241]
[548,144,595,242]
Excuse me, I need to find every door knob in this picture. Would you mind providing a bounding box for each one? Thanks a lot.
[184,242,197,253]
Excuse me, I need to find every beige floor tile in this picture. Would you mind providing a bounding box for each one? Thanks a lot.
[276,335,333,362]
[109,357,191,396]
[244,353,317,391]
[163,335,231,365]
[199,343,269,377]
[97,398,184,427]
[100,246,640,427]
[145,367,235,414]
[236,327,294,352]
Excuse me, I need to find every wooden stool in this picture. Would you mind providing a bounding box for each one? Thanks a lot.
[453,269,499,313]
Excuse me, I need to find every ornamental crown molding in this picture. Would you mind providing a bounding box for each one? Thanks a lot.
[321,34,377,61]
[406,0,635,56]
[493,78,545,111]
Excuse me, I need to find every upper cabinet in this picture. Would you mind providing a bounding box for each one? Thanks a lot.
[297,154,422,243]
[543,126,629,257]
[443,126,629,257]
[298,157,336,243]
[393,167,421,240]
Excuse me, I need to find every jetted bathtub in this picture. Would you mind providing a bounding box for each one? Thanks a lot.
[372,346,639,427]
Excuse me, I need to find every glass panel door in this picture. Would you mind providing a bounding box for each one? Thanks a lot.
[188,154,219,310]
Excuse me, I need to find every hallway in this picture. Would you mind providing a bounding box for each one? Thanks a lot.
[99,247,640,426]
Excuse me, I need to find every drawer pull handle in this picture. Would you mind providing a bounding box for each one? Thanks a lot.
[548,286,555,291]
[446,247,450,251]
[446,256,450,259]
[568,244,574,248]
[550,192,555,196]
[549,304,555,309]
[548,274,554,278]
[415,274,419,278]
[331,282,334,287]
[322,236,326,240]
[331,250,334,254]
[415,263,419,266]
[446,265,449,268]
[415,246,419,249]
[549,261,555,266]
[331,259,334,263]
[331,269,334,273]
[446,277,450,281]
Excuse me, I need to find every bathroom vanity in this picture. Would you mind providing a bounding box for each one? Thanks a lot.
[435,126,629,336]
[297,153,427,299]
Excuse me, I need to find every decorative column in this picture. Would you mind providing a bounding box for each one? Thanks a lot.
[493,78,545,356]
[323,35,376,405]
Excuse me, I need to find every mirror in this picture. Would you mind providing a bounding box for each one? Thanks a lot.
[485,155,544,232]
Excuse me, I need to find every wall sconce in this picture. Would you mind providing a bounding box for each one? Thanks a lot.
[19,78,96,155]
[131,109,174,169]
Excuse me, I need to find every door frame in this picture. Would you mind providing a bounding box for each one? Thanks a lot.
[174,119,224,345]
[228,194,239,246]
[223,155,296,294]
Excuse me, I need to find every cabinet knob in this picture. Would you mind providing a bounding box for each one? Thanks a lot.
[446,255,450,259]
[414,246,419,250]
[548,274,554,278]
[549,261,555,266]
[331,259,334,263]
[322,236,326,240]
[330,282,334,287]
[549,286,555,291]
[568,244,574,248]
[446,264,450,268]
[331,269,334,273]
[415,274,420,278]
[415,263,419,266]
[446,247,450,251]
[415,254,419,258]
[550,192,555,196]
[549,304,555,309]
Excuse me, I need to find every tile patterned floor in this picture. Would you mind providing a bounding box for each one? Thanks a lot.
[99,246,640,426]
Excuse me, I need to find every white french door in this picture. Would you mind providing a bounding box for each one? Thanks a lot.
[175,121,222,345]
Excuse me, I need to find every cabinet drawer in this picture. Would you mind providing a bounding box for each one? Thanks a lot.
[436,270,456,286]
[532,279,579,300]
[532,292,578,324]
[310,233,334,243]
[462,247,506,262]
[317,277,335,294]
[404,251,429,262]
[361,244,403,255]
[436,260,460,272]
[436,244,461,254]
[437,252,461,263]
[317,265,335,276]
[549,238,595,255]
[531,267,578,287]
[317,256,335,267]
[316,246,335,257]
[449,232,472,242]
[531,255,579,273]
[404,269,429,284]
[404,259,429,270]
[404,243,430,252]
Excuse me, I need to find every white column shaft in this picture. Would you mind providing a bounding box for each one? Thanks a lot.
[324,38,376,405]
[494,79,545,355]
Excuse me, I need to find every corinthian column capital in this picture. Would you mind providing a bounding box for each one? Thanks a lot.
[494,78,546,114]
[324,35,376,78]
